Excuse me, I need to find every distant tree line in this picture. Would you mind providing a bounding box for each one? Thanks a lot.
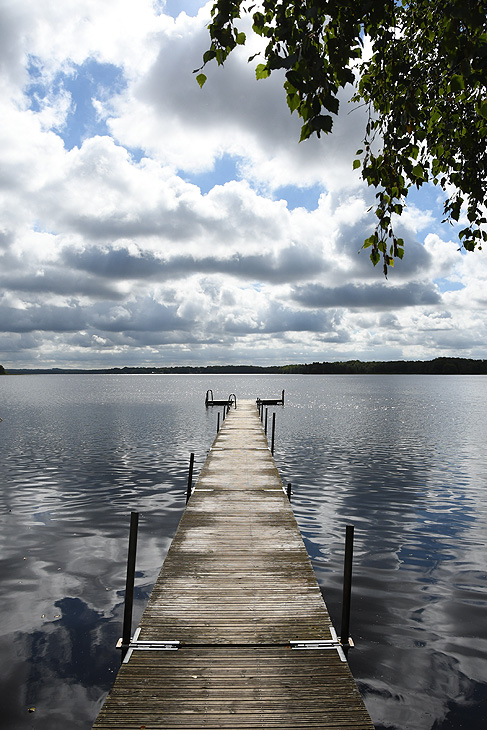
[0,365,6,375]
[280,357,487,375]
[5,358,487,375]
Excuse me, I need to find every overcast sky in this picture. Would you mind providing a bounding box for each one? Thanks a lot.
[1,0,486,369]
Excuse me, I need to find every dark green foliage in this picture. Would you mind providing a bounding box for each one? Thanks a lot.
[7,358,487,375]
[197,0,487,273]
[0,365,6,375]
[280,357,487,374]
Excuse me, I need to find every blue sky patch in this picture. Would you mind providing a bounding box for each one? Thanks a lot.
[434,278,465,293]
[407,182,445,223]
[273,184,322,211]
[163,0,207,18]
[185,155,323,209]
[184,154,242,193]
[26,57,126,149]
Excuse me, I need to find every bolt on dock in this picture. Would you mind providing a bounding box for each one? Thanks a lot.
[93,399,374,729]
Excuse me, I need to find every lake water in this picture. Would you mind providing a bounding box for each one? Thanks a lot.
[0,374,486,729]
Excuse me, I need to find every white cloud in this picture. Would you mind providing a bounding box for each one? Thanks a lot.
[105,7,367,192]
[0,0,483,369]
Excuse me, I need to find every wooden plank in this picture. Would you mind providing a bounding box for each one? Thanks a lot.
[93,400,374,729]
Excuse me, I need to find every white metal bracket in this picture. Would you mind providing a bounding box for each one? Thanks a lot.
[290,628,349,662]
[118,628,180,663]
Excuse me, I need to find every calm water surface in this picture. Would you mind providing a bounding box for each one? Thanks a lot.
[0,374,486,729]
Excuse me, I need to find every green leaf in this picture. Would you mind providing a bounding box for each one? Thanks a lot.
[412,163,424,179]
[353,159,361,170]
[252,12,264,34]
[286,92,300,113]
[196,73,207,89]
[323,95,339,115]
[312,115,333,135]
[370,249,380,266]
[203,50,216,64]
[215,48,226,65]
[255,63,270,80]
[236,31,246,45]
[363,234,377,249]
[450,74,465,92]
[299,122,311,142]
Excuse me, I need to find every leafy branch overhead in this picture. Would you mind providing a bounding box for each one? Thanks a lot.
[196,0,487,273]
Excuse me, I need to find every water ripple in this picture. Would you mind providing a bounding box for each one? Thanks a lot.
[1,374,487,729]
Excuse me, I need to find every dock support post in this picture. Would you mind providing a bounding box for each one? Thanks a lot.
[287,482,292,501]
[271,412,276,455]
[186,452,195,504]
[121,511,139,663]
[264,408,268,435]
[340,524,354,655]
[217,412,220,432]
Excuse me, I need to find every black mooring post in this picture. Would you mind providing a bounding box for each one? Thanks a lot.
[340,524,355,654]
[186,452,195,504]
[217,412,220,432]
[271,412,276,455]
[264,408,268,435]
[287,482,292,501]
[222,406,226,422]
[121,511,139,663]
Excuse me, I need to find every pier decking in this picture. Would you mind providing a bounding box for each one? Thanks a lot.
[93,400,374,729]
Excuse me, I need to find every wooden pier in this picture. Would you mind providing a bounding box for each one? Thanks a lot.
[93,400,374,729]
[205,390,237,407]
[257,389,285,407]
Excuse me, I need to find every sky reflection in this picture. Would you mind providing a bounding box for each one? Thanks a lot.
[274,375,487,730]
[0,374,486,729]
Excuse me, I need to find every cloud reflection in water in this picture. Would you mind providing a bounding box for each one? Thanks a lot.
[0,373,486,729]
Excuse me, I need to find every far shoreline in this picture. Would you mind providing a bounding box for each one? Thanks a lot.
[3,356,487,376]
